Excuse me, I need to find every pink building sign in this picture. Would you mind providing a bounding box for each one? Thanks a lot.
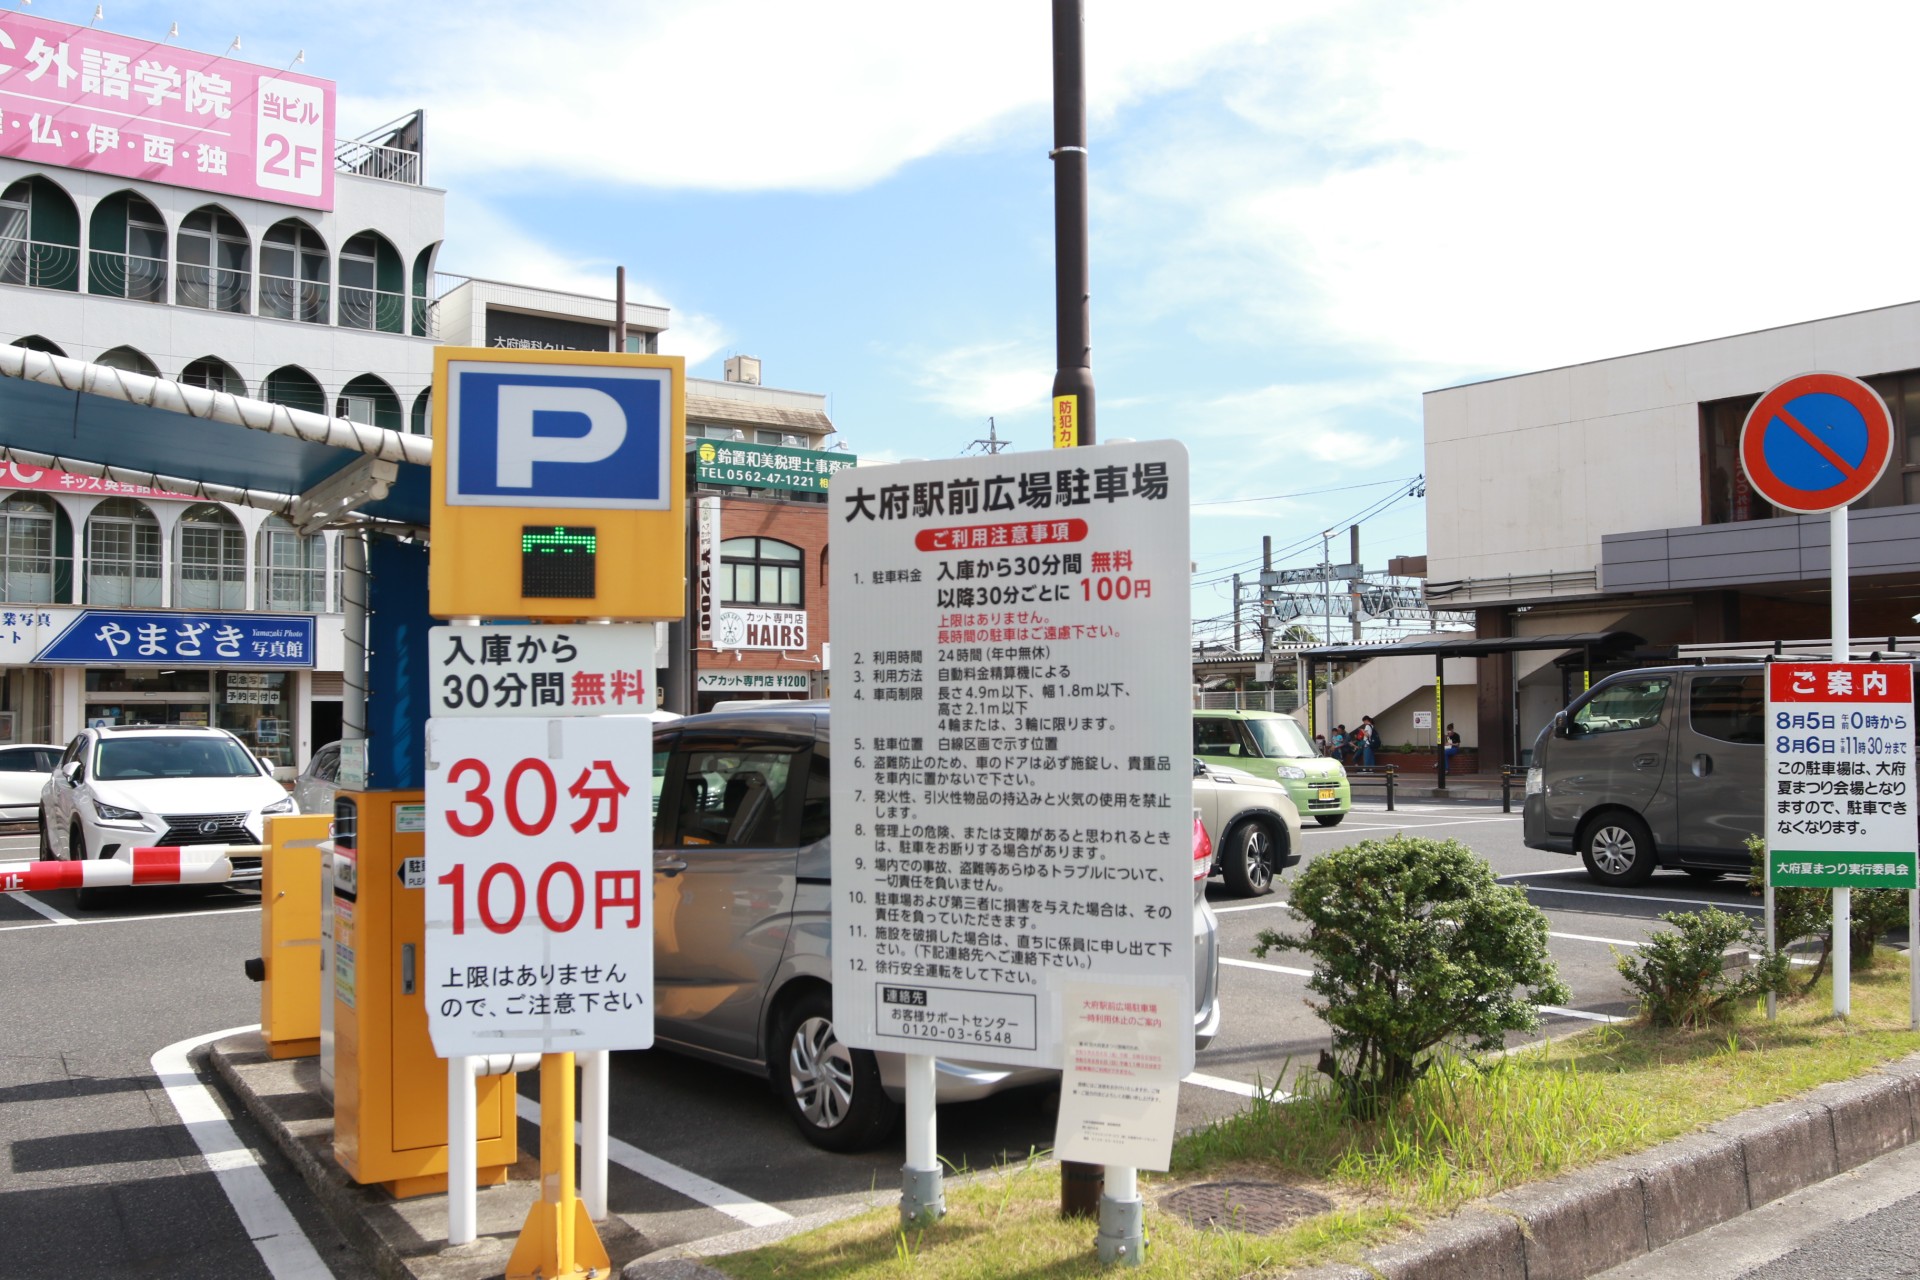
[0,459,197,502]
[0,13,334,211]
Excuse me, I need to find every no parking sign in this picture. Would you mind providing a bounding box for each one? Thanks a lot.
[1740,372,1894,514]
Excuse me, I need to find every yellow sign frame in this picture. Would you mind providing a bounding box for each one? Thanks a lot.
[427,347,687,621]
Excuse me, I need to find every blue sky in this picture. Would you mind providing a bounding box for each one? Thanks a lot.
[61,1,1920,642]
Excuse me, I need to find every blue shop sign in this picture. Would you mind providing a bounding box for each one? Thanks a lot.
[37,611,317,667]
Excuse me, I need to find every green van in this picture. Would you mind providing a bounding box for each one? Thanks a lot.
[1193,709,1351,826]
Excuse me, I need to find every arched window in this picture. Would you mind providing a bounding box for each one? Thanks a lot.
[257,515,327,612]
[337,374,401,431]
[0,493,60,603]
[339,230,403,332]
[85,498,161,606]
[721,537,803,607]
[0,176,80,291]
[87,191,167,303]
[410,388,432,435]
[176,503,245,609]
[94,346,161,377]
[261,219,328,323]
[10,335,66,357]
[177,206,249,313]
[180,356,246,396]
[411,242,439,337]
[261,365,327,416]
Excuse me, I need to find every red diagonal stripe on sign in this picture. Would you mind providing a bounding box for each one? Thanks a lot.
[1775,405,1859,480]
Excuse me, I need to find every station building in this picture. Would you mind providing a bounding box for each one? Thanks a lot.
[1418,298,1920,767]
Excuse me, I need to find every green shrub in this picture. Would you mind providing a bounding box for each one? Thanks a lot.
[1615,906,1789,1027]
[1253,835,1569,1117]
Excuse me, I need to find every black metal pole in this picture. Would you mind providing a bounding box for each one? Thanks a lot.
[1050,0,1094,448]
[1435,655,1447,790]
[665,447,698,716]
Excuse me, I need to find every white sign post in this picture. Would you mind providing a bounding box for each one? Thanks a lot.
[829,439,1193,1228]
[429,624,656,716]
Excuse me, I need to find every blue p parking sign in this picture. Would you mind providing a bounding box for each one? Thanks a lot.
[445,361,672,510]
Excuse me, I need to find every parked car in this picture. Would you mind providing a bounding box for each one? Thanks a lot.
[651,702,1221,1150]
[1525,664,1777,885]
[1194,709,1351,825]
[0,743,62,821]
[39,725,293,904]
[292,741,342,815]
[1193,757,1302,897]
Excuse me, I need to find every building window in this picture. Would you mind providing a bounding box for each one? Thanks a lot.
[257,516,327,611]
[721,537,803,607]
[0,176,80,292]
[94,346,161,378]
[176,504,246,609]
[177,207,250,313]
[260,220,329,324]
[0,494,56,603]
[88,191,168,303]
[337,374,402,431]
[1703,367,1920,523]
[338,231,404,332]
[181,356,247,396]
[261,365,327,416]
[86,498,162,606]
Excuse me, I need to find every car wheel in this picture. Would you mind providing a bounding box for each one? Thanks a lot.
[37,810,53,861]
[770,988,898,1152]
[68,821,96,908]
[1314,813,1345,827]
[1685,869,1726,883]
[1580,813,1656,886]
[1222,821,1278,898]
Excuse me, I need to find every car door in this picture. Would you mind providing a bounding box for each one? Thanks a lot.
[1672,670,1765,865]
[652,730,808,1060]
[1546,674,1676,845]
[46,736,85,850]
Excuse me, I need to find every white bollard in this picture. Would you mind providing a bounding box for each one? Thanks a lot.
[582,1049,609,1220]
[448,1055,477,1245]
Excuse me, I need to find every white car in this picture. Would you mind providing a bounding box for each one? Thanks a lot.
[1194,757,1303,898]
[0,743,62,821]
[39,725,294,903]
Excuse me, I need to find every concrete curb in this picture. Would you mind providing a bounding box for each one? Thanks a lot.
[1287,1049,1920,1280]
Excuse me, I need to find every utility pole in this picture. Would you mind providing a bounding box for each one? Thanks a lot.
[1349,524,1362,642]
[1232,573,1242,653]
[966,417,1010,455]
[1260,535,1272,658]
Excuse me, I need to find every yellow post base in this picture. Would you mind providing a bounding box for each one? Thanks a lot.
[506,1052,609,1280]
[267,1036,320,1061]
[384,1163,510,1201]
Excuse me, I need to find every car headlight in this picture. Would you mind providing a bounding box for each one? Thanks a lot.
[1275,765,1308,780]
[1525,767,1544,797]
[92,799,144,823]
[262,796,296,816]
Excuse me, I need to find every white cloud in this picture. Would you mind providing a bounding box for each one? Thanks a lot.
[909,340,1055,420]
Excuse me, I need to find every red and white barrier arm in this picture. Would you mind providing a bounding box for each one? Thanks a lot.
[0,844,260,893]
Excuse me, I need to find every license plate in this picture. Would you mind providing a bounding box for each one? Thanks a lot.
[1317,788,1337,801]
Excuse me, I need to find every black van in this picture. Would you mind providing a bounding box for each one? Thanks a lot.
[1523,664,1771,885]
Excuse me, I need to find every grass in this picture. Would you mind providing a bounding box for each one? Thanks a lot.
[710,954,1920,1280]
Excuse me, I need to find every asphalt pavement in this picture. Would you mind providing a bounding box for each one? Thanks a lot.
[0,799,1792,1275]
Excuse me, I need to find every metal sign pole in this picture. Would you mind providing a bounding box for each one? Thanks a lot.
[901,1054,943,1228]
[1832,503,1851,1018]
[1764,868,1777,1023]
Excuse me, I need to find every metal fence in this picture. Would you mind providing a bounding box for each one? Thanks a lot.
[1192,689,1300,712]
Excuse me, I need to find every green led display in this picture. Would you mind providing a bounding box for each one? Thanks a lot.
[521,524,598,599]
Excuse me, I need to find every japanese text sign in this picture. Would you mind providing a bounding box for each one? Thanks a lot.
[695,439,855,493]
[0,460,195,502]
[828,439,1194,1073]
[1053,980,1184,1170]
[0,13,335,210]
[1765,662,1917,889]
[424,715,655,1057]
[430,624,654,717]
[36,610,313,666]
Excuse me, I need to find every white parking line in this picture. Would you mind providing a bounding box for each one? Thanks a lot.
[1182,1071,1284,1099]
[1518,883,1761,912]
[8,890,73,925]
[1499,867,1591,880]
[515,1096,790,1228]
[152,1026,333,1279]
[1221,956,1312,977]
[1223,954,1626,1025]
[0,904,260,932]
[1330,818,1519,833]
[1550,930,1645,948]
[1537,1005,1625,1024]
[1210,900,1293,915]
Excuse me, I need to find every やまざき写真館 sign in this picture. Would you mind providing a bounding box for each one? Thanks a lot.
[0,11,335,209]
[1765,662,1917,889]
[1740,373,1895,515]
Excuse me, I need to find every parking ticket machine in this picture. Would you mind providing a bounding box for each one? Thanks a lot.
[330,789,517,1197]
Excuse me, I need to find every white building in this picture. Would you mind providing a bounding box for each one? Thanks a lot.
[1421,299,1920,765]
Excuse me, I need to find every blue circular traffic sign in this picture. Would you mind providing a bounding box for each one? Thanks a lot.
[1740,372,1893,514]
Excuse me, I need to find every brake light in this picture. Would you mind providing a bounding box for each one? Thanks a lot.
[1192,810,1212,881]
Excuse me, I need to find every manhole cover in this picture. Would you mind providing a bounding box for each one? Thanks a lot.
[1158,1181,1335,1235]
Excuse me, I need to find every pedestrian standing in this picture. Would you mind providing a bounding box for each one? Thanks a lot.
[1359,715,1378,768]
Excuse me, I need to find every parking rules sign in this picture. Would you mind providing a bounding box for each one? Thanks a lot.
[827,439,1195,1073]
[423,715,655,1056]
[1765,662,1917,889]
[427,346,687,621]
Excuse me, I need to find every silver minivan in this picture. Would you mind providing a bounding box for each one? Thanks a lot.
[650,702,1221,1150]
[1524,664,1770,885]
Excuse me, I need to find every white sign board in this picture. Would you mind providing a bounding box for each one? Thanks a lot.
[1411,710,1433,730]
[429,624,655,716]
[697,496,721,642]
[1053,981,1184,1169]
[337,739,367,791]
[828,439,1194,1073]
[1763,661,1918,890]
[423,715,655,1056]
[713,606,807,652]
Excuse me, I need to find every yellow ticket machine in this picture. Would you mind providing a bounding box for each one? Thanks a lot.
[256,813,332,1059]
[330,789,518,1197]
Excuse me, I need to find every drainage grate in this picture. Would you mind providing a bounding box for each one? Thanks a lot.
[1158,1181,1335,1235]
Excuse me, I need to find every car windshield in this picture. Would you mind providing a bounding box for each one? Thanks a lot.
[1244,717,1315,759]
[95,736,260,780]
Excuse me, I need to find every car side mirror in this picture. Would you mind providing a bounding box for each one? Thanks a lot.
[1554,710,1572,739]
[61,760,80,782]
[1192,758,1208,778]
